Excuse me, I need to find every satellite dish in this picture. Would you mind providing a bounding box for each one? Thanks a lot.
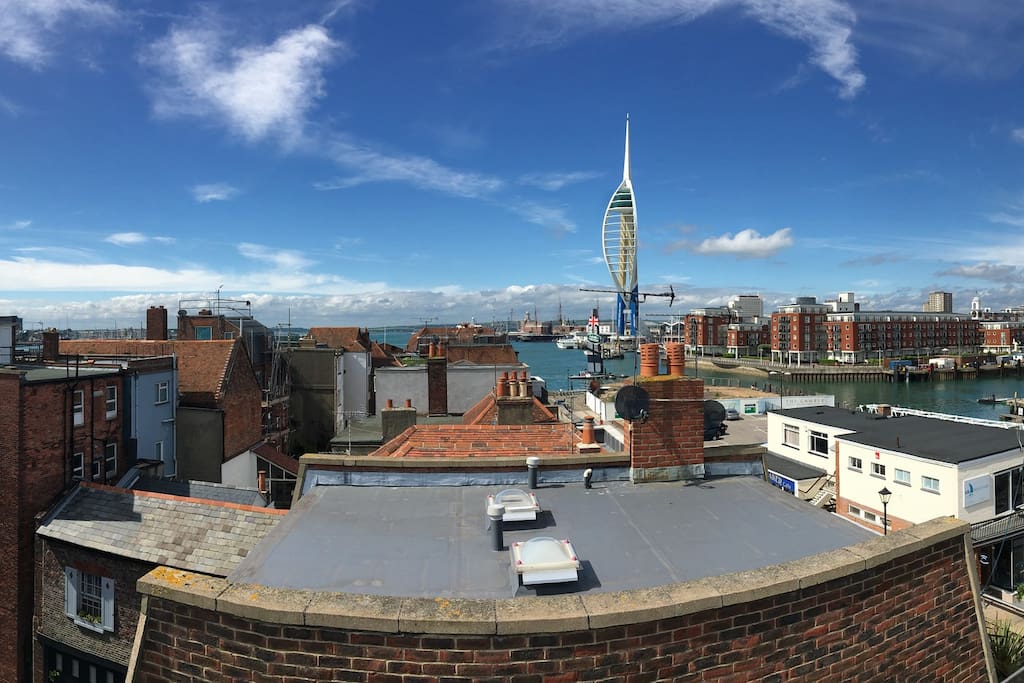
[704,400,727,427]
[615,385,650,421]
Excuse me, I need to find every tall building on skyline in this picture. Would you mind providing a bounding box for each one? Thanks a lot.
[602,115,639,337]
[924,291,953,313]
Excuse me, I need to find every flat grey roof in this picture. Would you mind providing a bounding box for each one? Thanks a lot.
[15,364,119,383]
[230,477,872,598]
[837,415,1022,464]
[764,452,827,480]
[773,405,889,431]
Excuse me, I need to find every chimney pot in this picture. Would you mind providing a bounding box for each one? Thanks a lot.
[386,399,394,409]
[404,399,412,408]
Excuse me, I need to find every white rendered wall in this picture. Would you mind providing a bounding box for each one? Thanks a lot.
[222,448,257,489]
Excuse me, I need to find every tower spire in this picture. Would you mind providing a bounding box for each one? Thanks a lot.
[623,114,631,182]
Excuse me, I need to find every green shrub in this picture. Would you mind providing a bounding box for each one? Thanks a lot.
[987,619,1024,679]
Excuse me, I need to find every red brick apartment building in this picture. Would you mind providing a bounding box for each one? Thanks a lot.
[980,320,1024,354]
[0,363,127,683]
[771,297,829,364]
[825,311,981,364]
[682,307,730,355]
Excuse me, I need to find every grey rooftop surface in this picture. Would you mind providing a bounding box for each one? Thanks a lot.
[132,476,268,507]
[836,414,1022,464]
[13,363,119,383]
[773,405,890,431]
[230,476,872,598]
[38,484,283,576]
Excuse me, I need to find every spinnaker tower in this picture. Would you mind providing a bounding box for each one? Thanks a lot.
[602,115,639,338]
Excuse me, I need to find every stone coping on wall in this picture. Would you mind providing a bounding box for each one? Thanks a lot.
[297,452,630,470]
[137,516,968,635]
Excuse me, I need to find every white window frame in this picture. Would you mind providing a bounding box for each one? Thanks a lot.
[895,468,911,486]
[91,459,101,480]
[64,567,114,632]
[782,424,799,449]
[104,443,117,478]
[922,475,940,493]
[155,381,169,405]
[809,431,828,457]
[72,390,84,427]
[848,456,863,472]
[72,452,84,480]
[871,462,886,478]
[104,385,116,419]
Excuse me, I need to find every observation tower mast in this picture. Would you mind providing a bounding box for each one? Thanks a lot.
[602,115,639,337]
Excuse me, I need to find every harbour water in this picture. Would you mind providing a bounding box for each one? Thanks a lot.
[512,342,1024,421]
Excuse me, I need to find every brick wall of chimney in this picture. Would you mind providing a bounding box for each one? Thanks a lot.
[426,357,448,416]
[146,305,169,341]
[625,375,705,482]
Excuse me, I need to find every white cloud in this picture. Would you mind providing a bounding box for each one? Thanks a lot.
[0,0,117,67]
[105,231,175,246]
[508,201,577,234]
[937,262,1021,284]
[499,0,865,99]
[191,182,240,202]
[0,93,20,116]
[316,136,504,198]
[238,242,315,271]
[5,219,30,230]
[145,23,341,144]
[693,227,794,257]
[1012,128,1024,144]
[987,212,1024,228]
[518,171,601,191]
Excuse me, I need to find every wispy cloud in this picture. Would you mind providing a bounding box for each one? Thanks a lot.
[813,168,939,193]
[840,252,907,267]
[316,136,504,198]
[238,242,314,271]
[0,0,117,67]
[105,232,175,246]
[0,94,20,116]
[191,182,240,202]
[145,22,342,145]
[4,219,31,230]
[937,263,1022,284]
[1012,128,1024,145]
[508,201,577,235]
[689,227,794,257]
[518,171,601,191]
[498,0,865,99]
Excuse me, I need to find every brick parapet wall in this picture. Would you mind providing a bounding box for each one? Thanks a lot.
[132,517,993,682]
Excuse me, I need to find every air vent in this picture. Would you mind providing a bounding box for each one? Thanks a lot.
[511,537,581,586]
[487,489,540,522]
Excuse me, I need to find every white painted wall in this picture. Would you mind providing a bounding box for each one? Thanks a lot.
[374,363,525,415]
[765,410,853,475]
[222,448,257,489]
[0,318,15,364]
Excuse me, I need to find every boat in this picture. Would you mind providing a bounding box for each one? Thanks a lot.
[978,396,1011,405]
[555,331,587,349]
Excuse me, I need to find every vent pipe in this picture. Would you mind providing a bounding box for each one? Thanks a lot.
[527,456,541,489]
[487,504,505,551]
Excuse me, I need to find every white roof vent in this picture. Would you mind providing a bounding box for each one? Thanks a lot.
[487,489,540,522]
[511,537,581,585]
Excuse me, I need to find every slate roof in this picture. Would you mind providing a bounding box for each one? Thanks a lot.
[38,482,285,577]
[307,327,370,352]
[131,476,269,507]
[370,423,583,458]
[835,415,1024,464]
[60,339,244,406]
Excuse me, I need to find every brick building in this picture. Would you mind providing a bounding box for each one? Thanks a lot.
[980,320,1024,354]
[33,482,283,683]
[0,362,126,683]
[771,297,829,364]
[824,311,980,364]
[725,321,769,358]
[682,307,731,356]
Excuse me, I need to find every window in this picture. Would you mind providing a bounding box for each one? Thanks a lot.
[848,504,861,516]
[996,468,1024,514]
[922,475,940,493]
[105,443,116,477]
[895,468,911,486]
[194,325,213,340]
[809,431,828,456]
[64,567,114,632]
[783,424,799,448]
[871,462,886,478]
[848,456,862,472]
[104,385,116,418]
[155,381,169,405]
[72,390,84,426]
[91,459,101,480]
[72,452,83,480]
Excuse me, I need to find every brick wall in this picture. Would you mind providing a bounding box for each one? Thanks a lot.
[0,371,25,682]
[222,353,263,460]
[426,357,447,416]
[625,376,704,482]
[132,522,991,682]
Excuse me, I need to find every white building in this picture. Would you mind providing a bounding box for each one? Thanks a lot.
[766,405,1024,602]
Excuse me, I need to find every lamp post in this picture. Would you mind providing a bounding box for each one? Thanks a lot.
[878,486,892,535]
[770,371,790,410]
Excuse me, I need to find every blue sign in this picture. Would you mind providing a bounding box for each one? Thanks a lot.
[767,471,796,494]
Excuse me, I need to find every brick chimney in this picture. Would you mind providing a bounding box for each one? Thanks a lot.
[426,350,448,416]
[42,329,59,362]
[146,305,169,341]
[624,361,705,482]
[382,399,417,444]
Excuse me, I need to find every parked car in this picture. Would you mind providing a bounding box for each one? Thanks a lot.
[725,408,740,420]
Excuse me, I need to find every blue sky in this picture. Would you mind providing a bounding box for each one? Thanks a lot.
[2,0,1024,330]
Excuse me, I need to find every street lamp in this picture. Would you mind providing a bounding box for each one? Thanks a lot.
[770,371,790,410]
[878,487,892,535]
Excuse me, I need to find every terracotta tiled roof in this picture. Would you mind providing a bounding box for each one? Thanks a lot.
[370,424,579,458]
[307,327,370,352]
[445,344,519,365]
[370,340,403,368]
[462,392,558,425]
[60,339,240,405]
[405,325,504,352]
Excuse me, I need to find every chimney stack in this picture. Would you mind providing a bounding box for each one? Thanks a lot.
[42,328,59,362]
[639,343,660,377]
[666,342,686,376]
[382,399,417,444]
[146,305,169,341]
